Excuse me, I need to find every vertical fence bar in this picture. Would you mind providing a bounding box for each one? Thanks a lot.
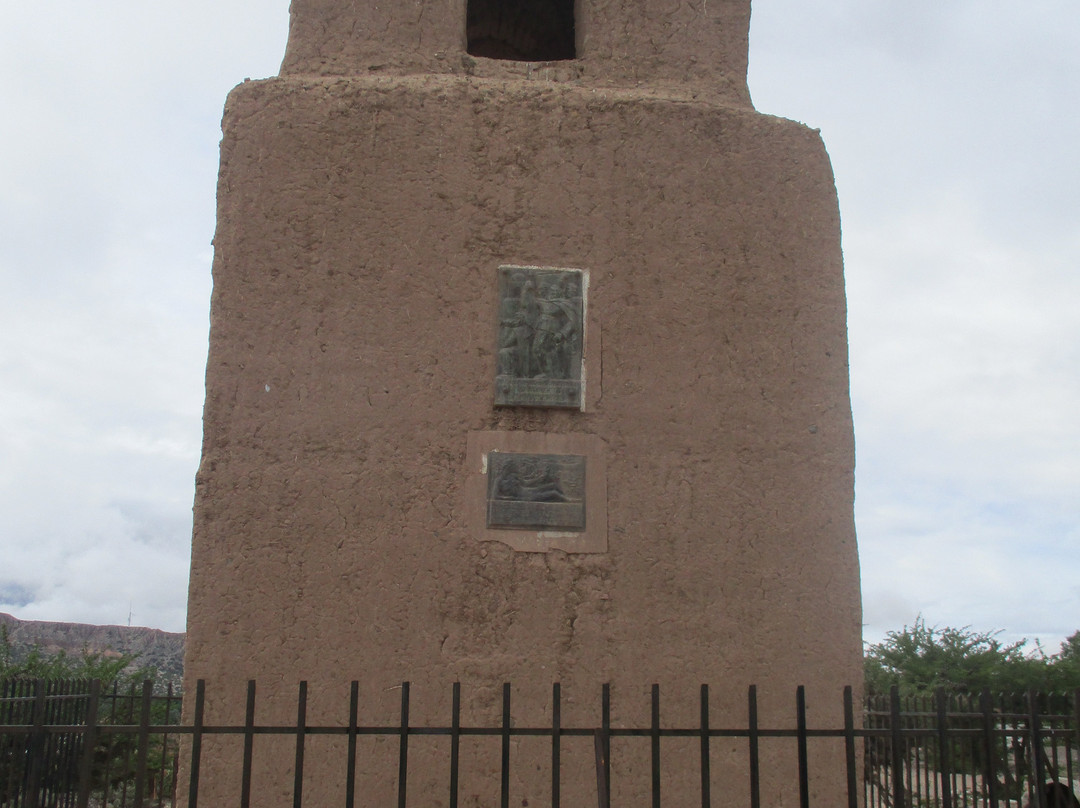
[747,687,764,808]
[551,683,561,808]
[132,681,153,808]
[843,686,858,808]
[909,692,918,808]
[187,680,206,808]
[0,680,11,806]
[156,682,176,808]
[1048,704,1062,787]
[240,680,256,808]
[980,690,998,808]
[41,680,56,808]
[46,679,65,808]
[1013,693,1029,807]
[26,679,46,808]
[101,682,119,808]
[748,685,760,808]
[796,686,809,808]
[968,695,978,807]
[122,682,139,808]
[595,683,611,808]
[1029,692,1046,808]
[345,681,358,808]
[960,695,972,808]
[69,680,85,807]
[890,686,906,808]
[594,730,609,808]
[651,684,661,808]
[62,680,78,808]
[47,679,63,808]
[501,683,511,808]
[601,684,611,795]
[449,682,460,808]
[699,684,711,808]
[293,682,308,808]
[1072,688,1080,796]
[397,682,410,808]
[170,748,180,807]
[936,688,953,808]
[915,694,927,808]
[10,680,22,808]
[76,680,101,808]
[916,694,927,808]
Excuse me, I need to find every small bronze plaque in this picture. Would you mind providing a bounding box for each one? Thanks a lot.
[495,266,584,408]
[487,452,586,531]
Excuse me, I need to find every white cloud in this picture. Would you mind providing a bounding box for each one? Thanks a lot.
[0,0,287,632]
[752,0,1080,651]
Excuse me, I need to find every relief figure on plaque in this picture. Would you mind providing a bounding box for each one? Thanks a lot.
[486,452,587,531]
[495,267,584,408]
[532,273,581,379]
[497,273,539,378]
[493,455,570,503]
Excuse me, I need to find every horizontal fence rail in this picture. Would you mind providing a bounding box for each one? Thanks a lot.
[1,680,1077,808]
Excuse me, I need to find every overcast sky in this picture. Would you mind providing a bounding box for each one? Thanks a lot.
[1,1,1077,654]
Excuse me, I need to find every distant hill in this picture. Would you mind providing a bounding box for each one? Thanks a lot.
[0,613,185,685]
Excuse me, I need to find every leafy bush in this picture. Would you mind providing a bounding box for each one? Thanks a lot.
[865,618,1080,695]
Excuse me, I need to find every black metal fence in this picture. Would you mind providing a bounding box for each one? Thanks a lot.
[1,679,1077,808]
[1,679,181,808]
[865,690,1080,808]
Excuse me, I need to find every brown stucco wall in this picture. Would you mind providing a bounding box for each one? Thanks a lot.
[280,0,752,105]
[184,1,861,804]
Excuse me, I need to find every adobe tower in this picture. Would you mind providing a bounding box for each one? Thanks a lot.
[184,0,862,804]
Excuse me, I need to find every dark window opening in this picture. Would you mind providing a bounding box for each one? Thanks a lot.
[467,0,576,62]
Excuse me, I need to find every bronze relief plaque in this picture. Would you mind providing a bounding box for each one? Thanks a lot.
[486,452,586,531]
[495,266,585,408]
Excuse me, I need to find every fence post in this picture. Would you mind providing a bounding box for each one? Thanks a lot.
[889,685,906,808]
[76,679,102,808]
[593,729,609,808]
[501,683,511,808]
[293,681,308,808]
[449,682,460,808]
[699,684,711,808]
[25,679,46,808]
[241,680,256,808]
[602,684,611,796]
[843,686,858,808]
[345,681,358,808]
[131,680,153,808]
[595,683,611,808]
[651,684,661,808]
[1074,689,1080,790]
[935,688,953,808]
[979,690,998,808]
[397,681,410,808]
[1028,691,1047,808]
[796,686,809,808]
[187,679,206,808]
[158,680,178,807]
[748,685,760,808]
[551,683,561,808]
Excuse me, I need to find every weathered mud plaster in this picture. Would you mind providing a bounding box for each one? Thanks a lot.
[281,0,752,104]
[183,1,862,805]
